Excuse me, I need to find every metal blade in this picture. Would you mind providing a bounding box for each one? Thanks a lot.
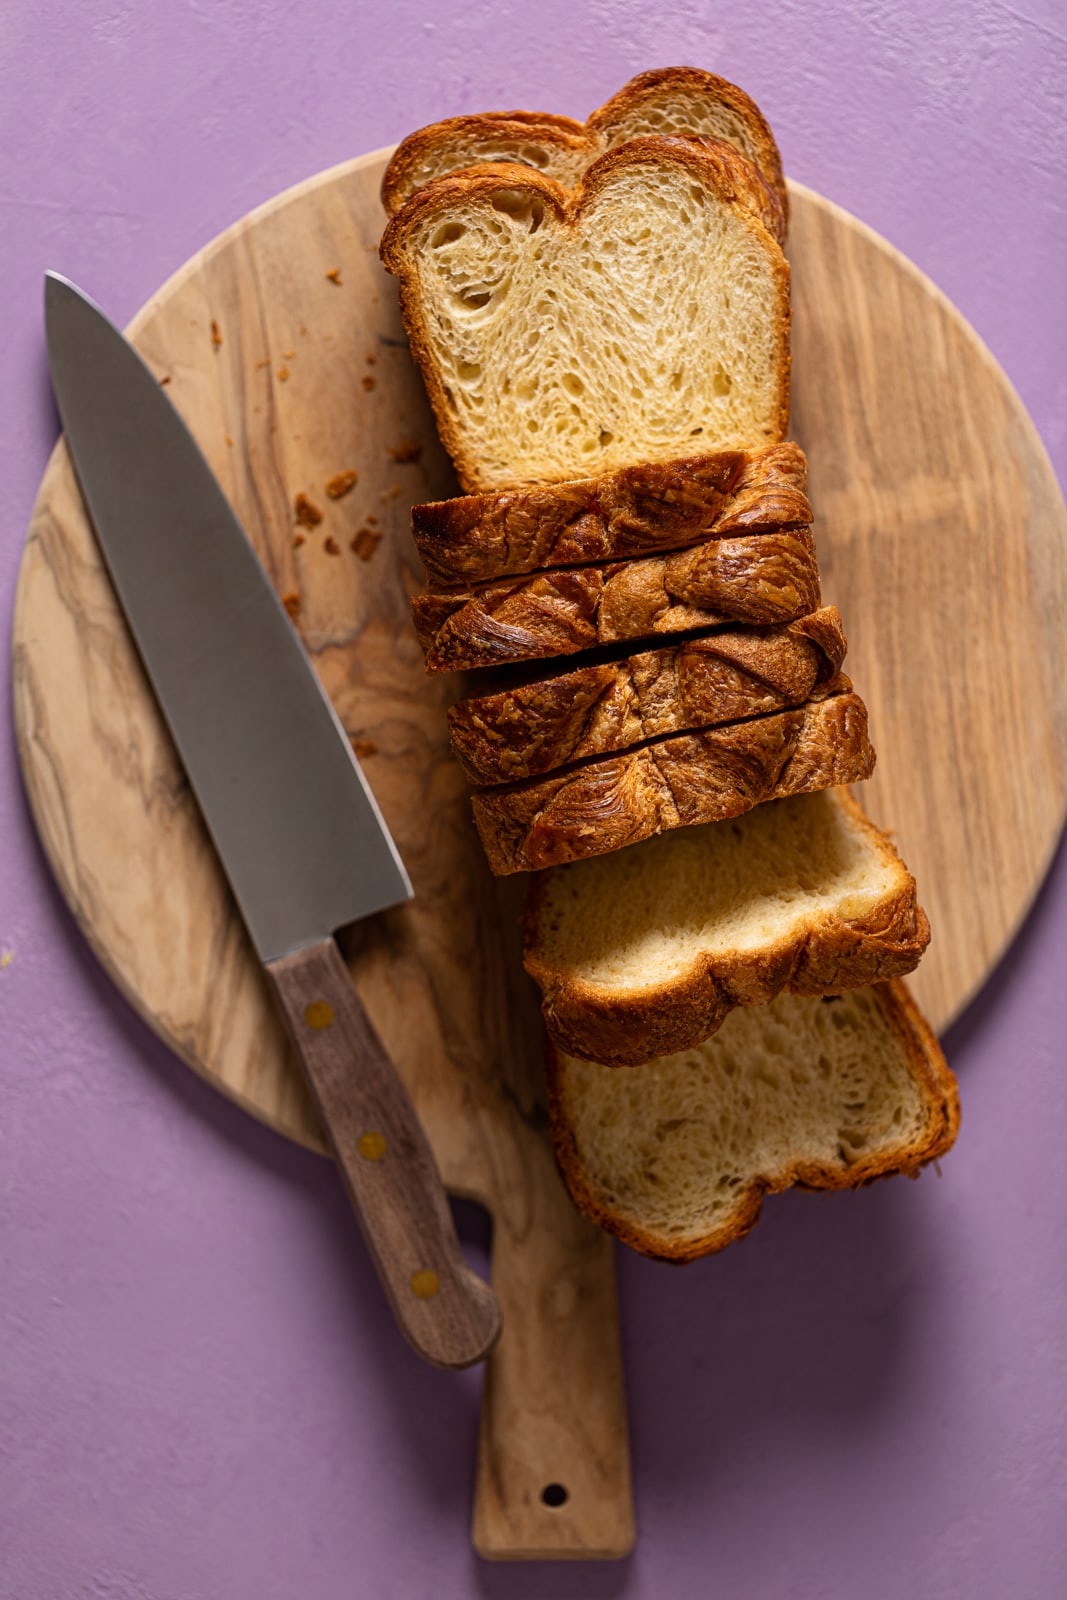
[44,272,413,962]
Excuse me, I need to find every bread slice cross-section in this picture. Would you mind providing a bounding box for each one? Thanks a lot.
[546,982,959,1261]
[381,66,788,239]
[524,788,929,1064]
[380,137,791,491]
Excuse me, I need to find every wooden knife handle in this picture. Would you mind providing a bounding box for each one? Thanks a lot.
[265,937,501,1369]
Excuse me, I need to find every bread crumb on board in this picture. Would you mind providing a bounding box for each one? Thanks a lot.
[362,375,376,392]
[325,268,343,285]
[351,737,378,759]
[351,528,382,561]
[281,591,301,620]
[365,352,377,365]
[277,365,290,382]
[211,320,222,349]
[293,533,306,549]
[326,469,358,499]
[159,375,172,386]
[387,439,422,463]
[324,536,341,556]
[294,493,323,529]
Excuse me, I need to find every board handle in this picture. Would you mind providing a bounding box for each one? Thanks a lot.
[266,937,501,1370]
[472,1144,634,1560]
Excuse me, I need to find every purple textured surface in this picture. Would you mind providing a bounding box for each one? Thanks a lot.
[2,2,1066,1595]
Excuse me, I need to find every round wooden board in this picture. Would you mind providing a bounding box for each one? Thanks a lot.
[11,150,1067,1549]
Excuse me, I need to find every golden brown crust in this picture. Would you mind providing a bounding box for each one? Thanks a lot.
[544,981,960,1261]
[412,441,808,589]
[380,114,589,217]
[380,140,792,494]
[474,687,873,874]
[381,67,787,236]
[524,788,930,1065]
[588,67,787,224]
[412,526,822,672]
[581,133,782,247]
[447,606,846,786]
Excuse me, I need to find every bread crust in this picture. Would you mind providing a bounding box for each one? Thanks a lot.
[475,686,873,874]
[412,526,821,672]
[524,788,930,1065]
[413,441,809,588]
[448,606,846,786]
[380,139,792,494]
[588,67,787,224]
[381,67,787,236]
[544,981,960,1261]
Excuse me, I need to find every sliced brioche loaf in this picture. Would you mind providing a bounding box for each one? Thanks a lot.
[524,788,929,1065]
[380,138,791,492]
[448,606,846,786]
[413,441,809,589]
[547,982,959,1261]
[381,67,787,238]
[474,686,872,874]
[413,527,821,672]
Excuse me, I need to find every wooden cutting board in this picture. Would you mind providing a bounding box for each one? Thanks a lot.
[12,151,1067,1560]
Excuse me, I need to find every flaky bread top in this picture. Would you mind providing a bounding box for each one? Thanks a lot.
[476,687,873,875]
[447,606,847,787]
[381,66,787,239]
[412,441,809,589]
[412,526,822,673]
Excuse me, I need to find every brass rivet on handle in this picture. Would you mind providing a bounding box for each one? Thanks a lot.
[304,999,334,1029]
[358,1131,387,1161]
[410,1269,440,1300]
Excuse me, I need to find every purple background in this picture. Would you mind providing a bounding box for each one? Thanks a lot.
[3,2,1066,1595]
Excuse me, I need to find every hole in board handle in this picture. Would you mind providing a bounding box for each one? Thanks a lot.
[541,1483,569,1509]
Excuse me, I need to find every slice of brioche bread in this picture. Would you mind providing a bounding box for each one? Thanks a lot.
[380,138,791,492]
[546,982,959,1261]
[413,441,809,589]
[448,607,846,786]
[524,788,929,1065]
[475,686,872,874]
[381,66,787,238]
[413,527,821,672]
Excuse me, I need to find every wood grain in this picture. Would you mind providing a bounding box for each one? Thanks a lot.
[787,184,1067,1022]
[10,154,1067,1554]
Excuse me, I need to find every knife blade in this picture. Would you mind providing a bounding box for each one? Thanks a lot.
[44,272,500,1369]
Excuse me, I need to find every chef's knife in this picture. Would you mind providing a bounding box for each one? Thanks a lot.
[44,272,500,1370]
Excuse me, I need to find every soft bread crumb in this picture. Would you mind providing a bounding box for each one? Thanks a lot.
[551,984,958,1259]
[294,493,323,529]
[382,142,789,490]
[326,469,358,499]
[533,791,896,989]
